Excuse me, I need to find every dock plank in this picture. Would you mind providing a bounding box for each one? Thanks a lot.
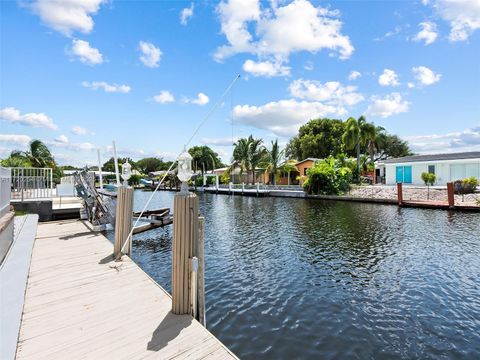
[16,220,237,360]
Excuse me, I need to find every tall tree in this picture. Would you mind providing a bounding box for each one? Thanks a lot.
[261,139,284,185]
[232,135,266,184]
[102,157,137,173]
[136,157,167,174]
[10,140,55,168]
[188,146,223,175]
[342,116,376,176]
[285,118,346,160]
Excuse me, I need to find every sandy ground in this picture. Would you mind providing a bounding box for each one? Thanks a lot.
[349,185,480,206]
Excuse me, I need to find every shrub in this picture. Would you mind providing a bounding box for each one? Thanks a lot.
[220,170,230,185]
[303,157,352,195]
[421,172,436,186]
[454,177,479,194]
[128,174,141,186]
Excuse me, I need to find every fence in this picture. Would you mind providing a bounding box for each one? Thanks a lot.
[10,167,53,201]
[0,166,11,217]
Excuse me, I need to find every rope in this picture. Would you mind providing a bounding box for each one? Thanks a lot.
[119,74,241,255]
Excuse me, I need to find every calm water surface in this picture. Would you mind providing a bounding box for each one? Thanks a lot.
[108,190,480,359]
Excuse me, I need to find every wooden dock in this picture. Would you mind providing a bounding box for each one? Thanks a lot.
[16,219,238,360]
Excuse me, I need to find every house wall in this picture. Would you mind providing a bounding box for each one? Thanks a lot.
[385,158,480,185]
[296,160,315,184]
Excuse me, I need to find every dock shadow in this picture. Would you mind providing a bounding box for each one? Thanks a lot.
[59,231,97,241]
[98,254,114,264]
[147,312,192,352]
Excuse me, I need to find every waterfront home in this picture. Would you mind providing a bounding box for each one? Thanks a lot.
[376,151,480,185]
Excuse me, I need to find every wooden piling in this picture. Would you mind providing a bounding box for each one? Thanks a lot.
[197,217,206,326]
[114,186,133,259]
[172,192,199,315]
[447,182,455,208]
[397,182,403,205]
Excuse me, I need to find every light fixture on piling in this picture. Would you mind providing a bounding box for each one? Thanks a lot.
[177,149,193,193]
[121,160,132,186]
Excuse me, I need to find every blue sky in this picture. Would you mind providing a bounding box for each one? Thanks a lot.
[1,0,479,167]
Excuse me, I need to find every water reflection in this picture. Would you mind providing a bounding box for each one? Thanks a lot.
[106,190,480,360]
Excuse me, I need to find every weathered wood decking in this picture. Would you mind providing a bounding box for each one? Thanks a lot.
[16,220,237,360]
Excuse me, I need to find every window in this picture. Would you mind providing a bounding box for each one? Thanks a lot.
[304,168,308,176]
[428,165,435,174]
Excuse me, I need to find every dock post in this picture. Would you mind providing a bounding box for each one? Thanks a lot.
[256,182,259,196]
[197,217,206,326]
[447,182,455,208]
[242,182,244,194]
[172,191,199,315]
[114,186,134,259]
[397,182,403,206]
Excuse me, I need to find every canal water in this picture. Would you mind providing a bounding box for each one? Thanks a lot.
[108,190,480,359]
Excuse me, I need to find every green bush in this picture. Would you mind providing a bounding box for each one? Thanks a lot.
[421,172,436,186]
[128,174,141,186]
[220,170,230,185]
[303,157,352,195]
[454,177,479,194]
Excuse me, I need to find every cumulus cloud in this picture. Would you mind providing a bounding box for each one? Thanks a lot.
[405,126,480,153]
[348,71,361,81]
[186,92,210,106]
[71,126,92,135]
[0,134,32,146]
[49,140,96,151]
[0,107,58,130]
[413,21,438,45]
[201,137,239,146]
[289,79,364,106]
[154,91,175,104]
[139,41,161,68]
[82,81,131,93]
[233,99,344,137]
[364,93,410,118]
[242,59,290,77]
[55,134,69,144]
[214,0,353,71]
[374,26,402,41]
[427,0,480,41]
[70,39,103,65]
[28,0,106,36]
[180,3,194,25]
[412,66,441,86]
[378,69,400,87]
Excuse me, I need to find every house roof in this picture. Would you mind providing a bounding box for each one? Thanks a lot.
[382,151,480,164]
[295,158,319,165]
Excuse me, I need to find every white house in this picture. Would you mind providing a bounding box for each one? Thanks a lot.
[376,151,480,186]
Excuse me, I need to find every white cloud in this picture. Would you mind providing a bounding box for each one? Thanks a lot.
[242,59,290,77]
[233,99,344,137]
[201,137,239,146]
[413,21,438,45]
[154,91,175,104]
[304,61,314,71]
[0,134,32,146]
[0,107,58,130]
[364,93,410,118]
[412,66,442,86]
[186,92,210,106]
[49,140,96,151]
[70,39,103,65]
[28,0,106,36]
[374,26,402,41]
[214,0,353,69]
[289,79,364,106]
[407,82,415,89]
[71,126,92,135]
[378,69,400,87]
[348,71,361,81]
[82,81,131,93]
[55,134,69,144]
[180,3,194,25]
[138,41,161,68]
[428,0,480,41]
[405,126,480,153]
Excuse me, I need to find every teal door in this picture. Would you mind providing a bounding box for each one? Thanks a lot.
[396,166,404,183]
[403,166,412,183]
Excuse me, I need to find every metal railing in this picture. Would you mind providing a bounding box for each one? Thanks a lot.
[10,167,53,201]
[0,166,11,216]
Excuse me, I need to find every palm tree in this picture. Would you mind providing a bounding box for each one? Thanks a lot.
[262,139,284,185]
[232,135,266,184]
[280,159,298,186]
[10,140,55,168]
[342,116,376,178]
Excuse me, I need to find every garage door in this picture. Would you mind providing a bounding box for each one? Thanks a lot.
[450,163,480,180]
